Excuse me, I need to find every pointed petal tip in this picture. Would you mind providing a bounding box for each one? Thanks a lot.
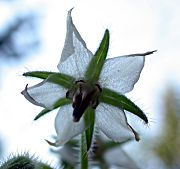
[126,50,157,57]
[135,133,140,142]
[45,139,58,147]
[152,50,157,53]
[68,8,74,15]
[21,84,45,107]
[128,124,140,142]
[145,50,157,55]
[21,84,28,95]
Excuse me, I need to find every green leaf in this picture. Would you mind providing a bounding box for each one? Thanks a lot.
[85,29,109,82]
[100,88,148,123]
[23,71,75,89]
[34,98,71,120]
[84,108,95,151]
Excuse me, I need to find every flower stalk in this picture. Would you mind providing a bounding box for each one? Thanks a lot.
[80,132,88,169]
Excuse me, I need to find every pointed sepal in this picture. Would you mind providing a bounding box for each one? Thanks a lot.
[85,29,109,82]
[23,71,56,79]
[23,71,75,89]
[34,98,71,120]
[100,88,148,123]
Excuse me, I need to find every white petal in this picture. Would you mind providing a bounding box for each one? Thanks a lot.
[95,103,136,142]
[54,104,85,146]
[99,54,145,94]
[58,9,93,79]
[104,147,140,169]
[21,80,66,110]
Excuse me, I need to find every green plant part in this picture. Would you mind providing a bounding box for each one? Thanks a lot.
[153,88,180,168]
[0,153,53,169]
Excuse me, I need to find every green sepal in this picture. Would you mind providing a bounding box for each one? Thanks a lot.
[23,71,56,79]
[47,73,75,89]
[84,108,95,151]
[85,29,109,82]
[34,98,71,120]
[23,71,75,89]
[100,88,148,123]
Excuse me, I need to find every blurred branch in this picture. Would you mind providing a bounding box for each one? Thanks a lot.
[153,88,180,169]
[0,137,3,158]
[0,10,40,61]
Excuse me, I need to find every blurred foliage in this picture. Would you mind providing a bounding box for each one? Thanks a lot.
[153,88,180,169]
[0,2,40,62]
[0,138,2,158]
[0,14,40,60]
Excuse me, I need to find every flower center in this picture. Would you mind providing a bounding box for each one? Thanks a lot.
[66,80,102,122]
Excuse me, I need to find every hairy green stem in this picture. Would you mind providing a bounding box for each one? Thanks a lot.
[80,132,88,169]
[80,108,95,169]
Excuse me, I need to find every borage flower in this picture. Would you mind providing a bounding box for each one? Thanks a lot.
[21,9,156,147]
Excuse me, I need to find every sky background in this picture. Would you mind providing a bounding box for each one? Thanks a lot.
[0,0,180,168]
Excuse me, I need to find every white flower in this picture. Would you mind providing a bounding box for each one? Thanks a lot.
[21,9,155,147]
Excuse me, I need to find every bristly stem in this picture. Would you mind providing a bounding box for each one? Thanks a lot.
[80,132,88,169]
[84,108,95,151]
[80,108,95,169]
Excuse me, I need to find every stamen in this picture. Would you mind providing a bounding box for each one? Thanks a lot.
[95,83,102,93]
[75,79,85,84]
[68,80,102,122]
